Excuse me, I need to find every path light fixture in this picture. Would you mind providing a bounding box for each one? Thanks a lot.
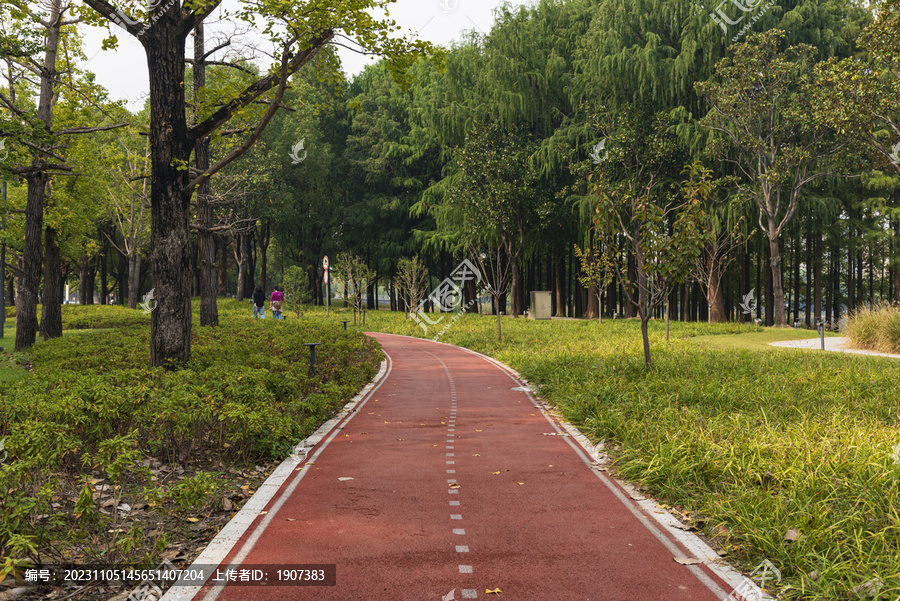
[341,320,349,331]
[303,342,322,376]
[818,322,825,351]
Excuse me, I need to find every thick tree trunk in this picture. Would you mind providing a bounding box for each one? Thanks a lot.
[707,249,726,323]
[40,226,63,340]
[100,237,109,304]
[259,220,269,294]
[79,258,96,305]
[194,23,218,327]
[217,236,228,296]
[147,24,193,366]
[16,172,45,351]
[128,253,142,309]
[6,271,14,307]
[15,0,61,351]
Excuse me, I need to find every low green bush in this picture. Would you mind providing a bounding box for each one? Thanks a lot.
[845,302,900,354]
[0,302,381,566]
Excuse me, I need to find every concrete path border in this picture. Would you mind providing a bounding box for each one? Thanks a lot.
[770,336,900,359]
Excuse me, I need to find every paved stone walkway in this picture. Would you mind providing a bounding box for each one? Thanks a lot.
[770,336,900,359]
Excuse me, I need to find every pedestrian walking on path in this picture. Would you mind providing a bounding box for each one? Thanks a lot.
[270,287,284,320]
[252,285,266,319]
[164,334,755,601]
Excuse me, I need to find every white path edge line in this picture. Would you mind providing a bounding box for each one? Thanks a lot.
[374,332,771,601]
[158,357,391,601]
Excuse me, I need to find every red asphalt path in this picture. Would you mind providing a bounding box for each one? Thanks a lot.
[192,333,734,601]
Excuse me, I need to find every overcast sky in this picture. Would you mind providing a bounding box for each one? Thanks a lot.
[78,0,531,111]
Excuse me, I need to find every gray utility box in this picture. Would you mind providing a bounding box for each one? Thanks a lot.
[528,291,552,320]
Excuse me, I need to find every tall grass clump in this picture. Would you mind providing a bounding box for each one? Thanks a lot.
[845,302,900,354]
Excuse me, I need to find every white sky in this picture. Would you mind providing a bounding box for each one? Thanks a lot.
[78,0,531,111]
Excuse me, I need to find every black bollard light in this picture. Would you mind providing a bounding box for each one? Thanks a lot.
[303,343,322,376]
[341,320,349,331]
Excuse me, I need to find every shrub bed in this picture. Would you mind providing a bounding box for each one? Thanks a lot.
[845,302,900,354]
[0,303,380,596]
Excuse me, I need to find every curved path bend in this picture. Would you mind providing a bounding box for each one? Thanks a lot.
[176,333,739,600]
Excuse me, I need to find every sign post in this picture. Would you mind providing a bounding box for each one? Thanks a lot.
[323,256,330,317]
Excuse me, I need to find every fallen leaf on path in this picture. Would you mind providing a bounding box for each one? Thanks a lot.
[186,517,200,523]
[473,454,480,456]
[674,557,704,565]
[286,518,297,522]
[338,477,354,481]
[342,435,349,437]
[491,471,501,475]
[449,483,460,489]
[486,588,502,594]
[475,429,482,432]
[517,482,524,485]
[432,445,439,447]
[629,491,646,500]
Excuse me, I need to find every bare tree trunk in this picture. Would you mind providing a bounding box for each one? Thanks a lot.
[15,0,61,351]
[40,226,63,340]
[707,248,726,323]
[235,235,248,302]
[17,172,45,351]
[194,23,218,327]
[259,220,270,293]
[554,248,565,317]
[127,253,142,309]
[509,249,521,317]
[217,236,228,296]
[147,25,193,367]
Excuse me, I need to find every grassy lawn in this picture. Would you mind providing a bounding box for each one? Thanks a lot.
[3,301,897,599]
[0,317,28,386]
[359,308,900,601]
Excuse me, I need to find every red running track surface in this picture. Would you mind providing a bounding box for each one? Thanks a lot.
[195,333,732,601]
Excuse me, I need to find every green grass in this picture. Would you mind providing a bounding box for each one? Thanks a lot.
[0,317,28,385]
[359,308,900,601]
[845,302,900,354]
[0,300,381,571]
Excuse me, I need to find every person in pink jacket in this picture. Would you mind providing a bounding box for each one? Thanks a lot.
[270,287,284,320]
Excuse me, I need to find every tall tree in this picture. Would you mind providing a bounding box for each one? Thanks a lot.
[77,0,437,366]
[696,31,854,327]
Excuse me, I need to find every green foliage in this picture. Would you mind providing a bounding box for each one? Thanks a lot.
[0,302,381,564]
[167,471,222,513]
[282,265,312,319]
[333,252,373,316]
[845,302,900,354]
